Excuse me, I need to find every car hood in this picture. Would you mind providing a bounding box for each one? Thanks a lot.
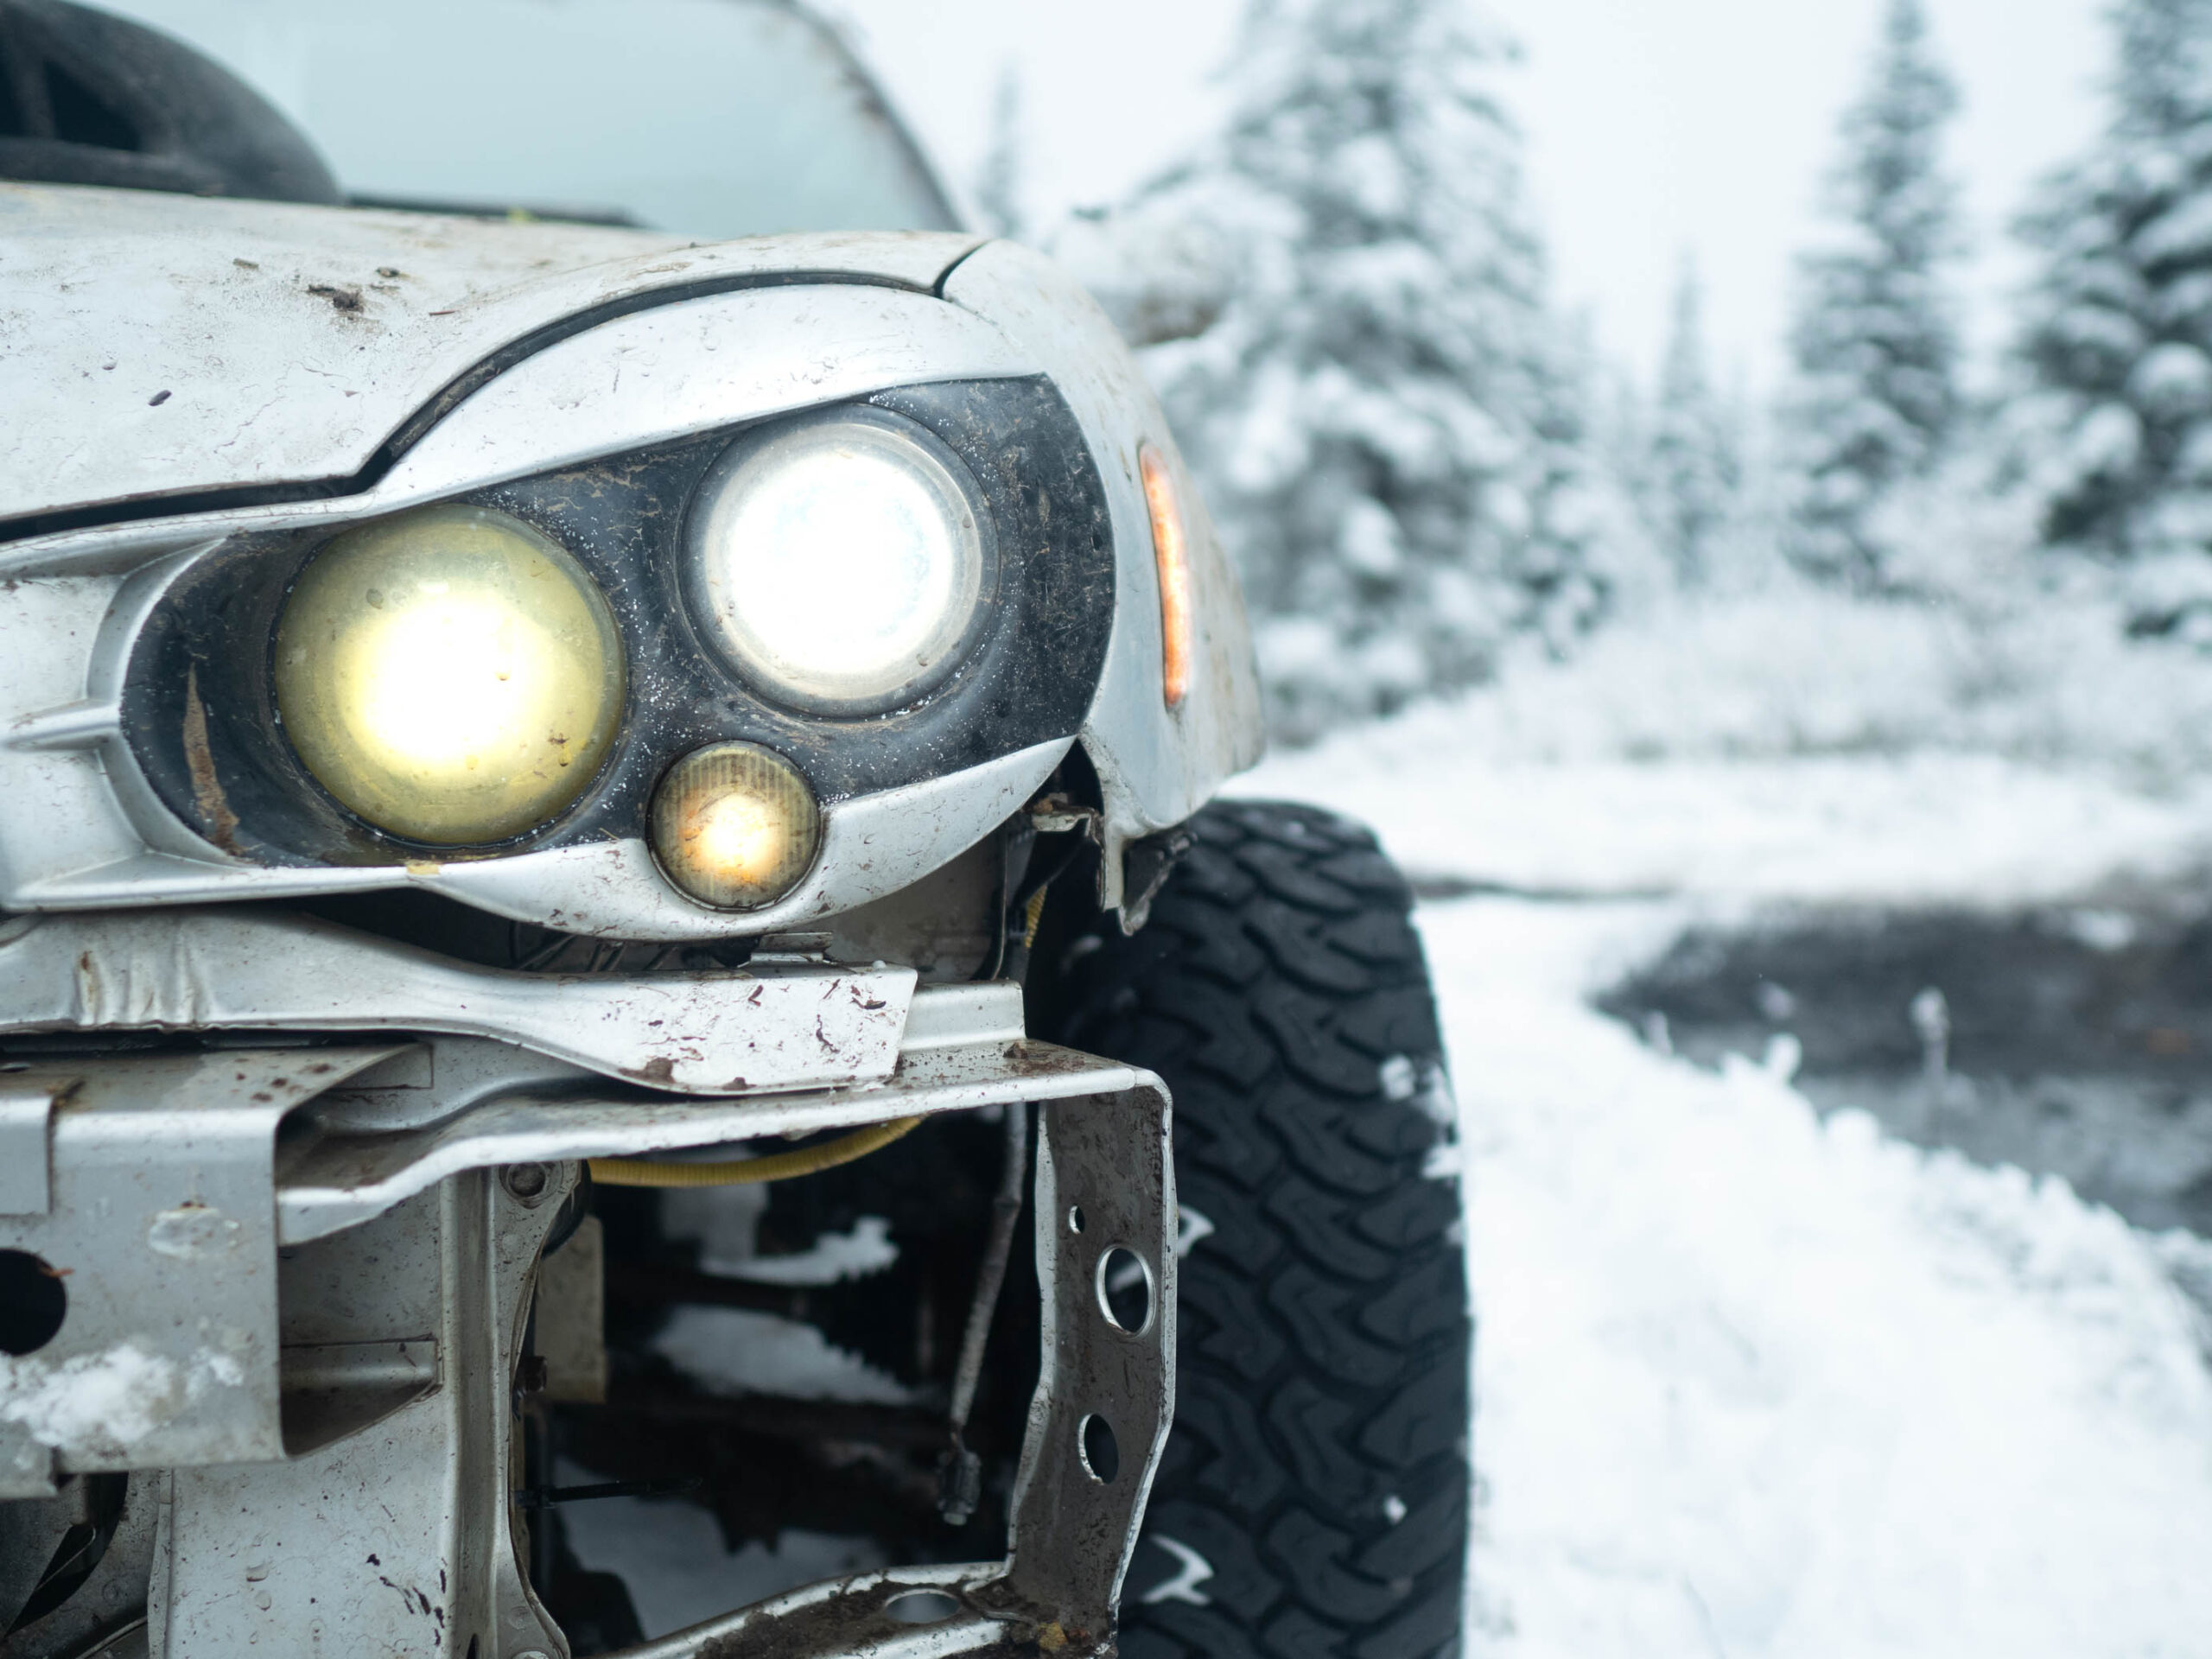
[0,182,982,534]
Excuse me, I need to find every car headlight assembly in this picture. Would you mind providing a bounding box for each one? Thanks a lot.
[684,407,995,715]
[125,378,1118,899]
[273,505,626,845]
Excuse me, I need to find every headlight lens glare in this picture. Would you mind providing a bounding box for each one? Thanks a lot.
[650,742,821,909]
[274,505,625,845]
[686,409,992,714]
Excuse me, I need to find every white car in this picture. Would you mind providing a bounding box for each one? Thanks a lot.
[0,4,1468,1656]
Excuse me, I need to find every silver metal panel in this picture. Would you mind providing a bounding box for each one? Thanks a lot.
[898,982,1027,1051]
[0,1048,397,1491]
[942,241,1267,909]
[0,181,979,526]
[154,1166,575,1659]
[0,909,918,1095]
[277,1038,1146,1244]
[0,1082,54,1215]
[0,577,150,897]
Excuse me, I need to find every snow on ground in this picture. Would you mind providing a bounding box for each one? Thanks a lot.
[652,1305,913,1406]
[555,1458,888,1641]
[1421,896,2212,1658]
[1250,745,2212,908]
[1239,631,2212,1656]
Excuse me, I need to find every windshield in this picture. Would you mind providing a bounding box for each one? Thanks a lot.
[93,0,960,236]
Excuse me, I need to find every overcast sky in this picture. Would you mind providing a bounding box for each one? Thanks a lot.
[824,0,2112,394]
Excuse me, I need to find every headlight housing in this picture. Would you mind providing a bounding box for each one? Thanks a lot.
[684,407,995,715]
[273,505,626,845]
[121,378,1116,925]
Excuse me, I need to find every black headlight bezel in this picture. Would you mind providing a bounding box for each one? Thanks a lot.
[120,376,1117,867]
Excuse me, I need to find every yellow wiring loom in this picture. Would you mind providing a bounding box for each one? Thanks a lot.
[587,1116,925,1188]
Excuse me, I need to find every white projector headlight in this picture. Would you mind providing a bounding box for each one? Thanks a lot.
[684,408,994,714]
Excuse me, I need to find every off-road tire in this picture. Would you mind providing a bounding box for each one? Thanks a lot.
[1039,800,1470,1659]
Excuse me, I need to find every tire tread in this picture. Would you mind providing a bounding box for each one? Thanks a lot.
[1048,800,1469,1659]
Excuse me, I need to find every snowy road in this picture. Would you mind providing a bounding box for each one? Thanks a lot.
[1240,742,2212,1657]
[1425,895,2212,1657]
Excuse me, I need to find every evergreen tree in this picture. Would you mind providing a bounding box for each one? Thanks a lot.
[1137,0,1605,741]
[1645,263,1744,588]
[2019,0,2212,561]
[1786,0,1964,588]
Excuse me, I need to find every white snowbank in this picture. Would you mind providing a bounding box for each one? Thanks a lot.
[1238,593,2212,907]
[1249,582,2212,781]
[1242,746,2212,907]
[1421,897,2212,1658]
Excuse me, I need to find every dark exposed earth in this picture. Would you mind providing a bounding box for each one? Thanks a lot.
[1598,894,2212,1237]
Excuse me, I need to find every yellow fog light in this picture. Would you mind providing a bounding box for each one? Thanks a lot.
[274,505,625,845]
[650,742,820,910]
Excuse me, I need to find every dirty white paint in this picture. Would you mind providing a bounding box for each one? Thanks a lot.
[0,181,978,524]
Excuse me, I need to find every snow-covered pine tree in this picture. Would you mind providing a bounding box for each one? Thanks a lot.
[1644,263,1744,588]
[2018,0,2212,566]
[1785,0,1965,589]
[1134,0,1605,741]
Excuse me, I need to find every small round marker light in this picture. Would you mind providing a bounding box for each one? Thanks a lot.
[650,742,820,910]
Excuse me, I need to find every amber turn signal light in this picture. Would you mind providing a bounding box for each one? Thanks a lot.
[1140,442,1193,709]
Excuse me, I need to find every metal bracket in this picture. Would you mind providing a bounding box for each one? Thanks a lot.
[0,908,918,1096]
[275,1033,1139,1244]
[0,1047,397,1496]
[152,1164,577,1659]
[3,1020,1173,1653]
[988,1084,1176,1636]
[601,1080,1176,1659]
[0,1078,56,1214]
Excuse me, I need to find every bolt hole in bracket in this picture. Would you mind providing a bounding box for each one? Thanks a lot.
[604,1080,1175,1659]
[0,1247,66,1355]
